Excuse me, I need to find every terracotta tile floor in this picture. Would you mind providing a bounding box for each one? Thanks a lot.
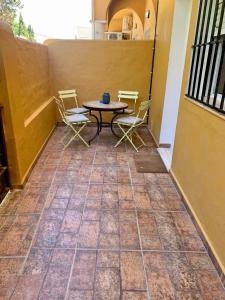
[0,126,224,299]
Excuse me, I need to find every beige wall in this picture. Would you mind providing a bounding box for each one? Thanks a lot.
[132,12,144,40]
[144,0,156,40]
[0,22,56,186]
[172,0,225,272]
[46,39,152,121]
[150,0,175,144]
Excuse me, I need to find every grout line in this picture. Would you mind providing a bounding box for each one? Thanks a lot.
[128,160,152,300]
[29,246,207,254]
[0,208,194,217]
[0,256,26,259]
[64,247,77,300]
[89,138,100,300]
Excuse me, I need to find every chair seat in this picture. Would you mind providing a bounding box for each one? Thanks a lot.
[114,116,143,125]
[66,114,89,123]
[66,107,89,114]
[113,108,134,115]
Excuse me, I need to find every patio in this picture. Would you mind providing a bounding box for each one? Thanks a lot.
[0,126,224,299]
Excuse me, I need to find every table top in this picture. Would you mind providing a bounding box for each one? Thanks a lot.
[83,100,128,112]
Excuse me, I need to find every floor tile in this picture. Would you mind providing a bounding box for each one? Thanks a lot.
[154,212,185,251]
[120,251,146,290]
[98,233,120,249]
[0,215,39,256]
[120,222,140,250]
[68,290,94,300]
[23,248,53,275]
[39,249,74,299]
[0,257,24,275]
[69,250,96,291]
[11,274,44,300]
[33,218,62,248]
[90,166,105,183]
[122,291,148,300]
[142,251,223,299]
[97,251,120,268]
[94,268,120,300]
[100,210,119,234]
[60,210,82,234]
[137,212,162,250]
[0,274,18,299]
[78,221,100,248]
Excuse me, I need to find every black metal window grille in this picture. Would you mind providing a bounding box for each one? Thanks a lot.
[186,0,225,114]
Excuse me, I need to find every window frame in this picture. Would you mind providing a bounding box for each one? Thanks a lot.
[186,0,225,115]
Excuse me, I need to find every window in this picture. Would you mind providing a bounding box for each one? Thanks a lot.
[186,0,225,114]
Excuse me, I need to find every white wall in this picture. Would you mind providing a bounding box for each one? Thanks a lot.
[159,0,192,166]
[93,21,107,39]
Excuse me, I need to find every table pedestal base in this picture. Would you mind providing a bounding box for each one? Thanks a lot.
[88,110,122,144]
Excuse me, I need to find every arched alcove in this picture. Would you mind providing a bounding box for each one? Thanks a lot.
[92,0,156,40]
[108,8,144,40]
[106,0,156,40]
[107,0,145,27]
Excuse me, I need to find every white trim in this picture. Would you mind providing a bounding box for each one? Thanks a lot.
[157,148,171,170]
[159,0,192,146]
[24,97,55,127]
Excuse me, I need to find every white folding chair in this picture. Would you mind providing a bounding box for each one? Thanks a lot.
[54,97,90,149]
[58,89,89,115]
[114,100,150,152]
[114,90,139,115]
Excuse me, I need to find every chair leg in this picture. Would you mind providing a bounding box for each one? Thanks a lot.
[70,124,90,148]
[114,125,134,148]
[115,125,139,152]
[63,123,89,150]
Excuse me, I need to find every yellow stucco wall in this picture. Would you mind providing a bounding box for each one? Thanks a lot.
[0,22,56,186]
[150,0,175,144]
[172,0,225,272]
[108,17,123,32]
[93,0,111,20]
[0,23,20,184]
[46,39,152,121]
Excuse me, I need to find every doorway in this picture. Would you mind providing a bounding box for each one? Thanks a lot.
[158,0,192,169]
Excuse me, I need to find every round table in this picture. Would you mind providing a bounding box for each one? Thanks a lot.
[83,100,128,143]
